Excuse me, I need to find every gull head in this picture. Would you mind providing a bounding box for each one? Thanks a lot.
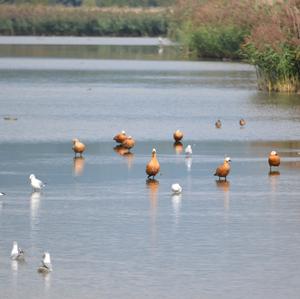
[270,151,277,156]
[29,174,35,181]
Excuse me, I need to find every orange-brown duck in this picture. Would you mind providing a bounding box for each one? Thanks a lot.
[72,138,86,157]
[215,120,222,128]
[146,148,160,179]
[239,118,246,127]
[214,157,231,181]
[122,136,135,150]
[113,130,127,143]
[173,130,183,142]
[268,151,280,171]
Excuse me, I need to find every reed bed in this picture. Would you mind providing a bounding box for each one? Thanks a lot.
[0,5,169,36]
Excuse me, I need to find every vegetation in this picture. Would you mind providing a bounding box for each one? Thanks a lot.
[170,0,300,92]
[0,5,169,36]
[0,0,174,7]
[241,1,300,92]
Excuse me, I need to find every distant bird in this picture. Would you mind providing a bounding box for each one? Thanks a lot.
[214,157,231,181]
[173,130,183,142]
[10,241,25,261]
[72,138,86,157]
[113,130,127,144]
[146,148,160,179]
[158,36,163,45]
[239,118,246,127]
[171,183,182,194]
[121,136,135,150]
[268,151,280,171]
[37,252,52,274]
[0,192,5,196]
[3,116,18,121]
[29,174,45,192]
[215,119,222,128]
[185,145,192,155]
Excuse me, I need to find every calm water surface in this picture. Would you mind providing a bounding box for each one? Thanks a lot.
[0,37,300,299]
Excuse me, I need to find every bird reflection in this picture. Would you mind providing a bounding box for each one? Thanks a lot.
[173,142,183,154]
[216,180,230,211]
[146,179,159,207]
[73,156,85,176]
[114,145,129,155]
[146,179,159,247]
[185,157,192,171]
[31,191,41,216]
[113,145,134,169]
[269,170,280,193]
[123,152,134,169]
[172,193,182,225]
[11,260,18,272]
[42,272,51,292]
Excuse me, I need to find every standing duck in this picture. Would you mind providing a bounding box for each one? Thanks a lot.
[214,157,231,181]
[173,130,183,142]
[146,148,160,179]
[122,136,135,150]
[215,120,222,128]
[113,130,127,144]
[268,151,280,171]
[72,138,86,157]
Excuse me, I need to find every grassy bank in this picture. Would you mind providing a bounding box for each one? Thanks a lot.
[170,0,300,92]
[0,5,169,36]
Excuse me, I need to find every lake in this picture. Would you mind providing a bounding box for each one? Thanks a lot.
[0,37,300,299]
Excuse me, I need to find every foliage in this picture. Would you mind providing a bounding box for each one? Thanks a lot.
[0,5,169,36]
[170,0,300,92]
[0,0,174,6]
[241,1,300,92]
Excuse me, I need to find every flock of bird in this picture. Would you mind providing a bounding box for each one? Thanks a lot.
[7,118,282,275]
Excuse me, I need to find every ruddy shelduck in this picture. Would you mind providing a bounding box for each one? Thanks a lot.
[122,136,135,150]
[113,131,127,143]
[173,130,183,142]
[72,138,86,157]
[214,157,231,181]
[268,151,280,171]
[146,148,160,179]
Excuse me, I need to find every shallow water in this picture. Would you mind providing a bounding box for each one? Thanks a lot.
[0,37,300,299]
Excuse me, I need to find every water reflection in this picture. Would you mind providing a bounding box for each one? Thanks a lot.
[268,171,280,194]
[216,180,230,211]
[41,272,51,292]
[30,191,41,221]
[114,145,134,169]
[146,179,159,247]
[173,142,183,155]
[73,156,85,176]
[172,193,182,225]
[185,157,192,171]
